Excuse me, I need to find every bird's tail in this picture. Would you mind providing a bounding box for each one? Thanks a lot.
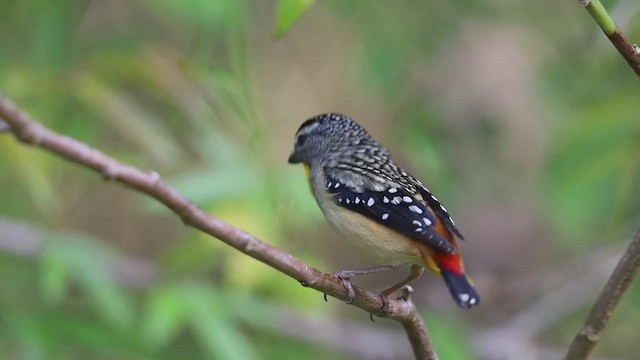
[440,267,480,308]
[418,240,480,308]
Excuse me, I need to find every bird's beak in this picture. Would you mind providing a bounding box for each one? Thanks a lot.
[288,152,300,164]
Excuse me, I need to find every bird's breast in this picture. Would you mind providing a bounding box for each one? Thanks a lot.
[311,171,423,266]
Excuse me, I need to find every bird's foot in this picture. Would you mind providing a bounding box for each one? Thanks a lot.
[331,271,356,304]
[370,293,391,322]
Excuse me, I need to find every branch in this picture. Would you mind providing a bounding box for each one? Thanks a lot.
[564,231,640,360]
[0,216,415,360]
[0,95,438,360]
[578,0,640,76]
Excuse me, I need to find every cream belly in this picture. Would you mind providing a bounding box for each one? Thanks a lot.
[315,187,424,266]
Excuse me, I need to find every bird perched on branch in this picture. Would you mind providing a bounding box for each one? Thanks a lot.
[288,113,479,308]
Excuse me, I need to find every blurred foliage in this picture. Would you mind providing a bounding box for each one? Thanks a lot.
[1,0,640,359]
[274,0,316,39]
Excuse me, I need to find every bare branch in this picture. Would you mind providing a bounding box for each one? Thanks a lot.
[564,231,640,360]
[0,94,438,360]
[0,216,415,360]
[579,0,640,76]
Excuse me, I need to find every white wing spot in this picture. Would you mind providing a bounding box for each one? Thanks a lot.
[383,196,390,203]
[355,197,361,204]
[327,182,332,188]
[388,187,398,193]
[408,205,423,214]
[440,205,447,212]
[402,196,412,203]
[422,217,432,226]
[412,220,422,226]
[338,197,343,203]
[381,213,389,220]
[334,183,340,188]
[415,227,423,232]
[392,196,402,204]
[431,195,438,201]
[346,199,350,204]
[459,293,470,302]
[367,198,375,207]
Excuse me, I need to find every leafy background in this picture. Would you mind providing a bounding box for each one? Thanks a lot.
[0,0,639,359]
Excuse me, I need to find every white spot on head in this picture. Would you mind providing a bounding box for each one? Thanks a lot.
[381,213,389,220]
[367,198,375,206]
[355,197,361,204]
[388,187,398,193]
[408,205,423,214]
[402,196,412,203]
[459,293,470,302]
[422,217,432,226]
[383,196,389,203]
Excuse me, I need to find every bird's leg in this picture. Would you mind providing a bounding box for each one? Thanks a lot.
[379,265,424,299]
[331,265,401,304]
[371,266,423,320]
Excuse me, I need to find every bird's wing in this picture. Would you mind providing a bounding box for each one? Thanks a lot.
[323,174,456,254]
[415,185,464,240]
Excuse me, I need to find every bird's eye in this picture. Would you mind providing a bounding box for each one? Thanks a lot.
[296,134,308,146]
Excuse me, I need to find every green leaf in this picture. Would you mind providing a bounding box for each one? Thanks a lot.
[39,249,70,304]
[142,286,188,347]
[274,0,315,38]
[183,285,259,360]
[78,269,135,331]
[42,234,135,331]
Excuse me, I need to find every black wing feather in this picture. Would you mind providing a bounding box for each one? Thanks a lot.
[416,186,464,240]
[325,176,456,253]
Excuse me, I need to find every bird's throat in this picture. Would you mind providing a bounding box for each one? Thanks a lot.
[304,163,313,195]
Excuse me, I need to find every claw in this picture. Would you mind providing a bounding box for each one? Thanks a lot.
[378,292,391,317]
[370,292,391,322]
[331,272,356,304]
[323,293,328,302]
[339,276,356,304]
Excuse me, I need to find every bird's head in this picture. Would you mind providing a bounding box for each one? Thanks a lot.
[288,113,373,166]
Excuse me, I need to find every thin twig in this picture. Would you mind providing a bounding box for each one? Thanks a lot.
[0,95,438,360]
[564,231,640,360]
[579,0,640,76]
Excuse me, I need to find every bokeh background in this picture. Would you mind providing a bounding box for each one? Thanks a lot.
[1,1,639,359]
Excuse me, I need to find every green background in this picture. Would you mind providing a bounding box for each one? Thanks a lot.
[0,0,639,359]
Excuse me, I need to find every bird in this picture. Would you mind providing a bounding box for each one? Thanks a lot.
[288,113,479,308]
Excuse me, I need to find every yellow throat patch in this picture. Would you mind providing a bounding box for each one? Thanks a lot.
[304,164,313,195]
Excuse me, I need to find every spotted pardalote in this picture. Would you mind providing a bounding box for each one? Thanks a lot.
[288,113,479,308]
